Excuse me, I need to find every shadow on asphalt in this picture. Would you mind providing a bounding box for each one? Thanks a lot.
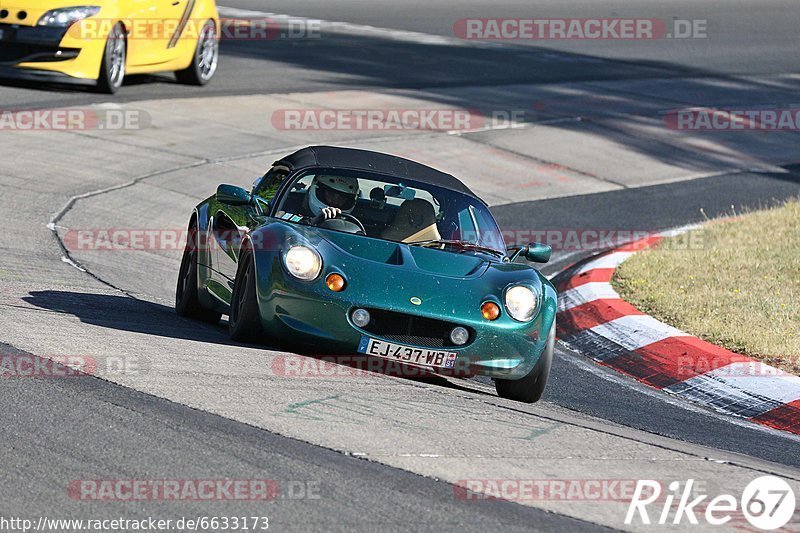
[0,73,181,95]
[23,290,235,345]
[20,289,493,394]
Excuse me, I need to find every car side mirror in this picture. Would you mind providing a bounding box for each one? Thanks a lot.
[523,242,551,263]
[216,184,252,206]
[508,242,551,263]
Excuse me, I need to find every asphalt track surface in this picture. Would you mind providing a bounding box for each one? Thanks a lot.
[2,0,799,109]
[1,340,605,532]
[1,1,800,531]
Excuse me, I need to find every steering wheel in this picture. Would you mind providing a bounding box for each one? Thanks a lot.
[337,213,367,234]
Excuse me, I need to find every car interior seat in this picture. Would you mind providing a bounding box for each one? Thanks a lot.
[381,198,442,243]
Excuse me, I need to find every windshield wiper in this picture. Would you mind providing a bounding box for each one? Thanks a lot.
[407,239,505,257]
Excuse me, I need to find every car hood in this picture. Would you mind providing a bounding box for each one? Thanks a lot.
[319,229,492,279]
[253,220,551,324]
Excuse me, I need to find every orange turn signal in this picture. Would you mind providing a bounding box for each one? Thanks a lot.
[326,273,346,292]
[481,301,501,321]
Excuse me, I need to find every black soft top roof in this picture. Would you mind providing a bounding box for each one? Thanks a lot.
[273,146,483,203]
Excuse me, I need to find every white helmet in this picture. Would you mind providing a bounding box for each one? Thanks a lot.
[307,175,359,216]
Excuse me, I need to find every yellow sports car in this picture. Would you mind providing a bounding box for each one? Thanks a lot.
[0,0,219,92]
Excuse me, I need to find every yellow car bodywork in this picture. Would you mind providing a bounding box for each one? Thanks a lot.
[0,0,219,84]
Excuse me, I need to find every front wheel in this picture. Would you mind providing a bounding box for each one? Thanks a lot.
[495,322,555,403]
[96,22,126,94]
[175,20,219,85]
[229,251,265,342]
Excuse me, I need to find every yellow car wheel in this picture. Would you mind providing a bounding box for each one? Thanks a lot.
[96,22,127,94]
[175,20,219,86]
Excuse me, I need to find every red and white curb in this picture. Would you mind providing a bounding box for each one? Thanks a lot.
[552,228,800,436]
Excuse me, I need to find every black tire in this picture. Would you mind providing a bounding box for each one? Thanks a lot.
[96,22,126,94]
[495,321,555,403]
[175,20,219,86]
[176,225,221,323]
[228,250,265,342]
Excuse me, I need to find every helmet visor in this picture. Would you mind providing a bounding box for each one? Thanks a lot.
[316,183,357,211]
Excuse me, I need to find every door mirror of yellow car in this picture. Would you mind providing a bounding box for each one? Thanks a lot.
[216,184,252,206]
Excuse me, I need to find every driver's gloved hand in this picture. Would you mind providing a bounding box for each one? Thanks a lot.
[313,207,342,223]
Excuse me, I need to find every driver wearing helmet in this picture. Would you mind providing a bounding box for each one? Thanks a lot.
[303,175,360,224]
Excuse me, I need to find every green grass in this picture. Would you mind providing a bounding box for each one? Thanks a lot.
[612,199,800,374]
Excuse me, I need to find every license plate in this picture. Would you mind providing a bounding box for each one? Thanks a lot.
[358,337,457,369]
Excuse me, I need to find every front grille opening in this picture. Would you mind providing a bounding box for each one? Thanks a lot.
[0,24,74,64]
[0,43,79,64]
[358,308,474,348]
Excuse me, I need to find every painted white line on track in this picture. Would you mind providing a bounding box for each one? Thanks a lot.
[60,256,86,272]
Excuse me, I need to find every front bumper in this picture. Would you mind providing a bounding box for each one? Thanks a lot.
[1,23,73,62]
[0,64,94,85]
[0,22,102,82]
[255,264,557,381]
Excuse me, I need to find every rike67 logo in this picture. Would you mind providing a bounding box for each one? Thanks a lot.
[626,476,796,530]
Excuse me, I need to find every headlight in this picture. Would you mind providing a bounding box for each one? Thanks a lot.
[283,245,322,280]
[504,285,539,322]
[38,6,100,27]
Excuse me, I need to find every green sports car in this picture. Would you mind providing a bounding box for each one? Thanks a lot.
[176,146,557,402]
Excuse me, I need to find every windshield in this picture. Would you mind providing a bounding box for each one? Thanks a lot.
[273,169,506,253]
